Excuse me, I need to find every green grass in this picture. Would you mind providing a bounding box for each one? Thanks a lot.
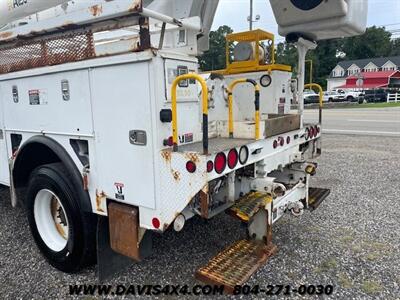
[345,102,400,109]
[361,280,382,294]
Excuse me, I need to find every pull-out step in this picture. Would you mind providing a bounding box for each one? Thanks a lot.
[195,239,277,294]
[308,187,331,211]
[227,191,272,222]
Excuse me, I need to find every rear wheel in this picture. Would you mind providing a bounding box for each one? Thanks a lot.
[347,96,354,102]
[26,163,96,273]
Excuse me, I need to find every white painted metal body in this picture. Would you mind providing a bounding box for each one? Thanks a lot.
[0,0,366,236]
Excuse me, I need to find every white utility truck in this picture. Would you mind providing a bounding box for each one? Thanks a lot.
[0,0,367,290]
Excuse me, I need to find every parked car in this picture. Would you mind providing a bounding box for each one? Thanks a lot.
[330,89,346,102]
[323,91,344,102]
[363,89,388,103]
[344,91,363,102]
[303,89,320,104]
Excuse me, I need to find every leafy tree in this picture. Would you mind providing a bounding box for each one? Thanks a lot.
[275,42,298,72]
[341,26,392,59]
[198,25,233,71]
[391,38,400,56]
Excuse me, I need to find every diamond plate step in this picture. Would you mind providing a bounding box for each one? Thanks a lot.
[227,192,272,222]
[195,239,277,294]
[308,187,330,211]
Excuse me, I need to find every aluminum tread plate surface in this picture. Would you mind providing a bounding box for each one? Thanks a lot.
[195,239,277,294]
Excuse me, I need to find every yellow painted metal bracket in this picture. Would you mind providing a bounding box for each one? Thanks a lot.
[227,79,261,140]
[171,73,209,154]
[304,83,323,124]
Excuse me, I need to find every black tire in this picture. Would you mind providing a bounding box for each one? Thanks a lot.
[347,96,354,102]
[26,163,97,273]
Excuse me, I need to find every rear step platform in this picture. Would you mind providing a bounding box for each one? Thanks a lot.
[227,192,272,222]
[308,187,331,211]
[195,239,277,294]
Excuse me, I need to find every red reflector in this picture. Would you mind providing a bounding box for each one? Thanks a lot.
[152,218,160,229]
[316,126,321,134]
[214,152,226,174]
[279,137,284,146]
[305,128,310,140]
[309,127,315,138]
[227,149,239,169]
[166,136,173,146]
[207,160,214,173]
[314,125,319,136]
[273,140,278,149]
[186,161,196,173]
[286,136,291,144]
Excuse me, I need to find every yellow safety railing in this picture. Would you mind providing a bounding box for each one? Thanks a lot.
[304,83,323,124]
[171,74,209,154]
[227,79,261,140]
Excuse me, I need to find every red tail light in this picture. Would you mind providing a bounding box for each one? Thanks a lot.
[286,136,291,144]
[273,140,278,149]
[152,218,160,229]
[186,161,196,173]
[316,126,321,134]
[227,149,239,169]
[279,137,285,146]
[214,152,227,174]
[207,160,214,173]
[314,125,319,136]
[309,127,315,138]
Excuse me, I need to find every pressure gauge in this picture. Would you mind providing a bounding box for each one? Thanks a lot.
[260,74,272,87]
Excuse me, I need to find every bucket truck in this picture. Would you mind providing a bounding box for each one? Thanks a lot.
[0,0,367,291]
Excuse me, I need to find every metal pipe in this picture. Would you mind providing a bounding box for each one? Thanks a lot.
[158,22,166,50]
[304,83,323,124]
[295,38,317,128]
[227,78,261,139]
[141,8,201,32]
[171,73,209,154]
[249,0,253,30]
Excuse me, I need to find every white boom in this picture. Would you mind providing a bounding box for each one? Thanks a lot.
[0,0,68,28]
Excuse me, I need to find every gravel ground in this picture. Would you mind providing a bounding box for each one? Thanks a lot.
[0,134,399,299]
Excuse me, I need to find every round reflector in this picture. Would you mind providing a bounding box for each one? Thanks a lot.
[186,161,196,173]
[314,125,319,136]
[239,146,249,164]
[279,137,285,146]
[152,217,160,229]
[273,140,278,149]
[309,126,315,138]
[305,128,310,140]
[207,160,214,173]
[316,126,321,134]
[286,136,291,144]
[214,152,227,174]
[227,149,239,169]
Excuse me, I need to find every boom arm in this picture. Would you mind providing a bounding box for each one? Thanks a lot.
[0,0,219,53]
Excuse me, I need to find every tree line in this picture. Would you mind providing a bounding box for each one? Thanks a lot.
[198,26,400,89]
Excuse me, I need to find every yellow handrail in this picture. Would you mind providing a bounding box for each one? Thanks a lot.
[304,83,323,124]
[227,79,261,140]
[171,74,209,154]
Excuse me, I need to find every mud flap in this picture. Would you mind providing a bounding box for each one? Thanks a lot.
[96,215,152,281]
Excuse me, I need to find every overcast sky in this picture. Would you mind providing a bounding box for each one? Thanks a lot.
[212,0,400,43]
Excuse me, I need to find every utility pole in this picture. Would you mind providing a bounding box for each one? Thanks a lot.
[249,0,253,30]
[248,0,260,31]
